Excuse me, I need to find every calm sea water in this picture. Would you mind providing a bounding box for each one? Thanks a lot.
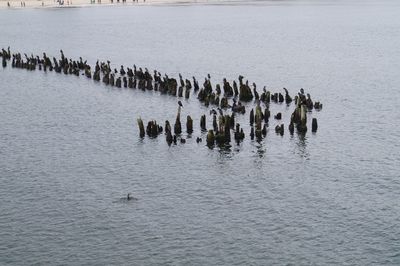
[1,1,400,265]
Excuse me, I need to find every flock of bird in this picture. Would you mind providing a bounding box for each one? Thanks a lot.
[1,46,323,148]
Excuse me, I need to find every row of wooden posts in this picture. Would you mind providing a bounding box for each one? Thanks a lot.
[1,47,322,112]
[137,98,319,148]
[1,47,322,149]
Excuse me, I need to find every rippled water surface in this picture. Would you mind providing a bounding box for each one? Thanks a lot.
[1,1,400,265]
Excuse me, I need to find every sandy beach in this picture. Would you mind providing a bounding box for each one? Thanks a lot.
[0,0,224,8]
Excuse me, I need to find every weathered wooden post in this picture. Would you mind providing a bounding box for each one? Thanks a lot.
[265,91,271,103]
[297,104,307,133]
[230,113,235,129]
[234,123,245,143]
[133,77,137,89]
[264,107,270,123]
[215,84,221,95]
[289,116,295,135]
[185,87,190,99]
[250,108,254,125]
[186,115,193,134]
[166,130,173,145]
[116,77,122,88]
[123,77,127,88]
[255,105,263,140]
[220,97,228,109]
[178,86,183,97]
[262,124,267,137]
[283,88,292,104]
[85,68,91,79]
[213,115,218,132]
[200,115,206,131]
[165,120,173,145]
[128,77,133,88]
[278,93,284,103]
[306,94,313,110]
[207,130,215,147]
[174,106,182,135]
[312,118,318,132]
[110,74,115,86]
[146,121,160,137]
[137,118,145,138]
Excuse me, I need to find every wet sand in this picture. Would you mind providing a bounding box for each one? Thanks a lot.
[0,0,230,8]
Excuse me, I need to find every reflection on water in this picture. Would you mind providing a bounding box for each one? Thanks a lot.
[295,132,309,159]
[254,141,266,159]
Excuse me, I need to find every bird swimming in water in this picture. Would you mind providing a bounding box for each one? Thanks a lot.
[125,193,139,201]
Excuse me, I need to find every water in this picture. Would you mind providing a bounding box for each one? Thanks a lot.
[1,1,400,265]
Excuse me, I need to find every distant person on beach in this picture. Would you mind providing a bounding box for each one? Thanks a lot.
[7,2,10,7]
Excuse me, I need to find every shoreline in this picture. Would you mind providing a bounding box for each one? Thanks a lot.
[0,0,239,9]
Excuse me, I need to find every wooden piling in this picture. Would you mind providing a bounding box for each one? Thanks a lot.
[312,118,318,132]
[137,118,145,138]
[200,115,206,131]
[207,130,215,147]
[250,109,254,125]
[186,115,193,134]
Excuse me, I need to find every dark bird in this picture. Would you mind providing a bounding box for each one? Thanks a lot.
[178,101,183,108]
[126,193,138,201]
